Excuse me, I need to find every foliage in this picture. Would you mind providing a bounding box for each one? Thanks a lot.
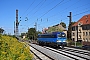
[21,28,42,41]
[60,22,66,28]
[27,28,37,40]
[0,34,1,38]
[71,21,76,25]
[37,31,42,34]
[47,26,63,33]
[0,28,4,34]
[0,35,33,60]
[76,42,82,47]
[66,39,82,47]
[66,39,73,46]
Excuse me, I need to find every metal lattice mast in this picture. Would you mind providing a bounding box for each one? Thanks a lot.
[16,9,19,37]
[14,21,15,35]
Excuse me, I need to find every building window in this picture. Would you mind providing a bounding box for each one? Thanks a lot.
[86,20,88,23]
[72,33,75,36]
[79,35,81,39]
[86,38,88,42]
[86,26,87,29]
[86,32,88,36]
[86,15,88,18]
[79,29,81,33]
[83,32,85,36]
[84,26,86,29]
[83,38,85,41]
[72,27,75,31]
[72,38,75,41]
[87,25,90,30]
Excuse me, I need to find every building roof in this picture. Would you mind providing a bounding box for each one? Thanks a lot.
[72,14,90,26]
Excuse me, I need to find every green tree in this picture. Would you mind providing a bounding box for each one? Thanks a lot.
[37,31,42,34]
[60,22,66,28]
[27,28,36,40]
[0,28,4,34]
[47,27,62,33]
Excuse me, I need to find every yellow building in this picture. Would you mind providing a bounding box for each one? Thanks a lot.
[72,14,90,45]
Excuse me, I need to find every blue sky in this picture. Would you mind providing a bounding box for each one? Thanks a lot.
[0,0,90,35]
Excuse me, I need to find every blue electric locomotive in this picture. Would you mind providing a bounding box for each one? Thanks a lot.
[37,32,67,48]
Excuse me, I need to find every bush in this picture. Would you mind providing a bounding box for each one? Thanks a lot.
[0,35,33,60]
[66,39,82,47]
[66,39,73,46]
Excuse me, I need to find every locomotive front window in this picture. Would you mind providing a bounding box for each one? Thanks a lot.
[58,33,66,37]
[61,33,66,37]
[58,34,61,37]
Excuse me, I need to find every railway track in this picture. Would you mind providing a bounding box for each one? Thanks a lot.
[64,47,90,56]
[29,43,90,60]
[30,45,55,60]
[45,47,90,60]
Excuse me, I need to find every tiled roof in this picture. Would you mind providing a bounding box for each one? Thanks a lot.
[72,14,90,26]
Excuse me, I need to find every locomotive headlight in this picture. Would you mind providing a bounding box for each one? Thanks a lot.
[63,40,66,42]
[57,40,61,42]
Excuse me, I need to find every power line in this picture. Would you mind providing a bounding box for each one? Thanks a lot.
[37,0,55,11]
[33,0,46,15]
[34,0,71,23]
[37,0,71,24]
[37,0,79,26]
[28,0,55,22]
[73,9,90,17]
[42,10,90,28]
[27,0,44,16]
[46,3,90,23]
[41,0,90,24]
[39,0,64,19]
[22,0,90,31]
[28,0,46,19]
[47,0,81,19]
[21,0,35,17]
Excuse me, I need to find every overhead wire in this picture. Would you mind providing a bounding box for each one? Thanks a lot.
[29,0,74,29]
[43,11,90,29]
[38,0,64,19]
[73,9,90,17]
[26,0,56,26]
[42,0,90,26]
[27,0,56,24]
[47,0,80,19]
[21,0,35,18]
[33,0,46,15]
[28,0,46,20]
[26,0,44,16]
[23,0,63,31]
[23,0,90,31]
[36,0,71,26]
[48,9,90,27]
[29,0,65,29]
[20,0,44,28]
[39,0,78,26]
